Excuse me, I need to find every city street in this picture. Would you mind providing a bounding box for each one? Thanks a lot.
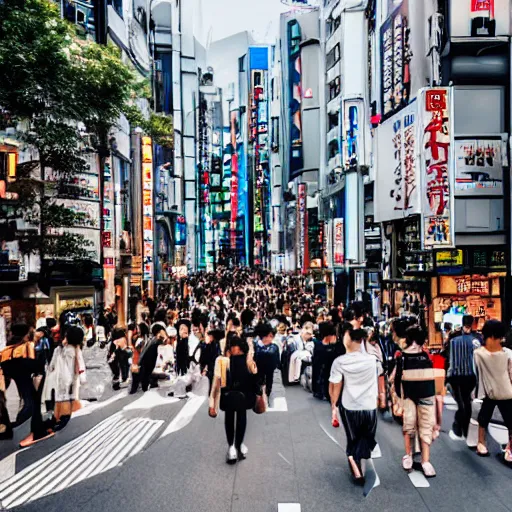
[0,372,510,512]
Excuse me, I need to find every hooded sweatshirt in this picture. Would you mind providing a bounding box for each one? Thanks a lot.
[329,350,379,411]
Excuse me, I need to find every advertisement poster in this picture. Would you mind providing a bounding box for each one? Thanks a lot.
[454,138,503,195]
[420,88,454,248]
[380,0,411,120]
[333,218,345,266]
[296,183,308,272]
[141,137,154,284]
[375,100,420,222]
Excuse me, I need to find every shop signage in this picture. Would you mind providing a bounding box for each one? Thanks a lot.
[296,183,308,273]
[175,216,187,246]
[471,248,506,270]
[375,101,420,222]
[420,88,454,248]
[455,138,503,195]
[58,297,94,314]
[436,249,463,274]
[141,138,154,283]
[489,249,506,269]
[455,275,490,296]
[333,218,345,266]
[46,170,99,201]
[380,0,411,121]
[343,100,362,168]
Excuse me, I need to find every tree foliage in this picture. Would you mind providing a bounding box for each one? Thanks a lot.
[0,0,150,261]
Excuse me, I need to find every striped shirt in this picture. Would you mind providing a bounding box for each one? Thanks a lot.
[447,333,479,377]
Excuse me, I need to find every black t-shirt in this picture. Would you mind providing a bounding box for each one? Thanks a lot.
[395,351,435,400]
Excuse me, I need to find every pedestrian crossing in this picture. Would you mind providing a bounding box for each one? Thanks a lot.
[0,413,164,510]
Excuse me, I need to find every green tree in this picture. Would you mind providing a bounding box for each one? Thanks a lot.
[0,0,142,262]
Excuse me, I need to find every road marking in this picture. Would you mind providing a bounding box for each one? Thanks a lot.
[278,504,301,512]
[278,452,292,465]
[159,394,206,439]
[123,390,179,411]
[0,414,163,510]
[489,424,509,450]
[408,470,430,488]
[73,391,128,418]
[319,423,341,447]
[371,443,382,459]
[444,395,456,406]
[268,397,288,412]
[363,459,380,497]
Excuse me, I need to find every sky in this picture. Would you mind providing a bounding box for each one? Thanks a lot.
[198,0,291,44]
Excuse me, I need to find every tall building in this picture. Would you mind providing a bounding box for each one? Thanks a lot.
[279,8,322,273]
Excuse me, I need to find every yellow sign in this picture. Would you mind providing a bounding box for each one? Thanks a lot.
[436,250,463,267]
[58,297,93,313]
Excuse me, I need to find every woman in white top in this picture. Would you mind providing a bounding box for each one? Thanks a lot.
[329,328,380,483]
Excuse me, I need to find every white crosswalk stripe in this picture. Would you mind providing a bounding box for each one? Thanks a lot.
[0,414,163,510]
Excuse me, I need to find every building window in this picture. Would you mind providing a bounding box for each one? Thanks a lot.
[271,117,279,150]
[239,56,246,73]
[326,44,340,70]
[108,0,123,18]
[326,15,341,39]
[328,76,341,101]
[328,139,340,159]
[328,113,339,131]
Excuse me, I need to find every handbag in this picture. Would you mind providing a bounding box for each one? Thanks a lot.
[253,386,267,414]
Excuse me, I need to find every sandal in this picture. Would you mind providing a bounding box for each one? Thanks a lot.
[402,454,413,471]
[476,443,490,457]
[421,461,436,478]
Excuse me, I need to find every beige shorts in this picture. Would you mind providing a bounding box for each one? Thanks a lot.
[403,396,436,445]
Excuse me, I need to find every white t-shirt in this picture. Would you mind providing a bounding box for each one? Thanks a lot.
[329,351,379,411]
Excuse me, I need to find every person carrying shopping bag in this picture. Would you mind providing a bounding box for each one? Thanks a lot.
[42,326,86,432]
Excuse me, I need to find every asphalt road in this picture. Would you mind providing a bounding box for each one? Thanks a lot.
[0,368,510,512]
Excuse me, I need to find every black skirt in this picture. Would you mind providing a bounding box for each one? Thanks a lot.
[339,407,377,462]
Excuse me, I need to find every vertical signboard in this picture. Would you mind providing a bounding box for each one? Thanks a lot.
[141,137,154,293]
[296,183,308,273]
[420,88,454,248]
[333,218,345,266]
[374,100,420,222]
[230,111,239,250]
[380,0,411,121]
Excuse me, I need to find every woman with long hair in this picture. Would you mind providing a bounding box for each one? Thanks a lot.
[208,335,258,464]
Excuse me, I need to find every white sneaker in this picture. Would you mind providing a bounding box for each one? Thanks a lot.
[226,445,237,464]
[449,430,465,441]
[238,443,248,459]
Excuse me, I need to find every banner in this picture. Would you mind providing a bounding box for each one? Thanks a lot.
[296,183,308,272]
[375,100,420,222]
[380,0,411,121]
[454,138,503,195]
[420,88,454,248]
[141,137,154,283]
[333,218,344,266]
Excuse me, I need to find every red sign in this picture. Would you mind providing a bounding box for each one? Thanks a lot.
[425,89,447,112]
[303,88,313,99]
[102,231,112,248]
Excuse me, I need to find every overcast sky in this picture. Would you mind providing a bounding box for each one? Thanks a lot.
[198,0,290,43]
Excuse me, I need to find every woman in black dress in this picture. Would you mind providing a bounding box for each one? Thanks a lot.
[208,335,258,463]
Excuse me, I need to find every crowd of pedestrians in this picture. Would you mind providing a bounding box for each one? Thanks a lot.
[0,266,510,483]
